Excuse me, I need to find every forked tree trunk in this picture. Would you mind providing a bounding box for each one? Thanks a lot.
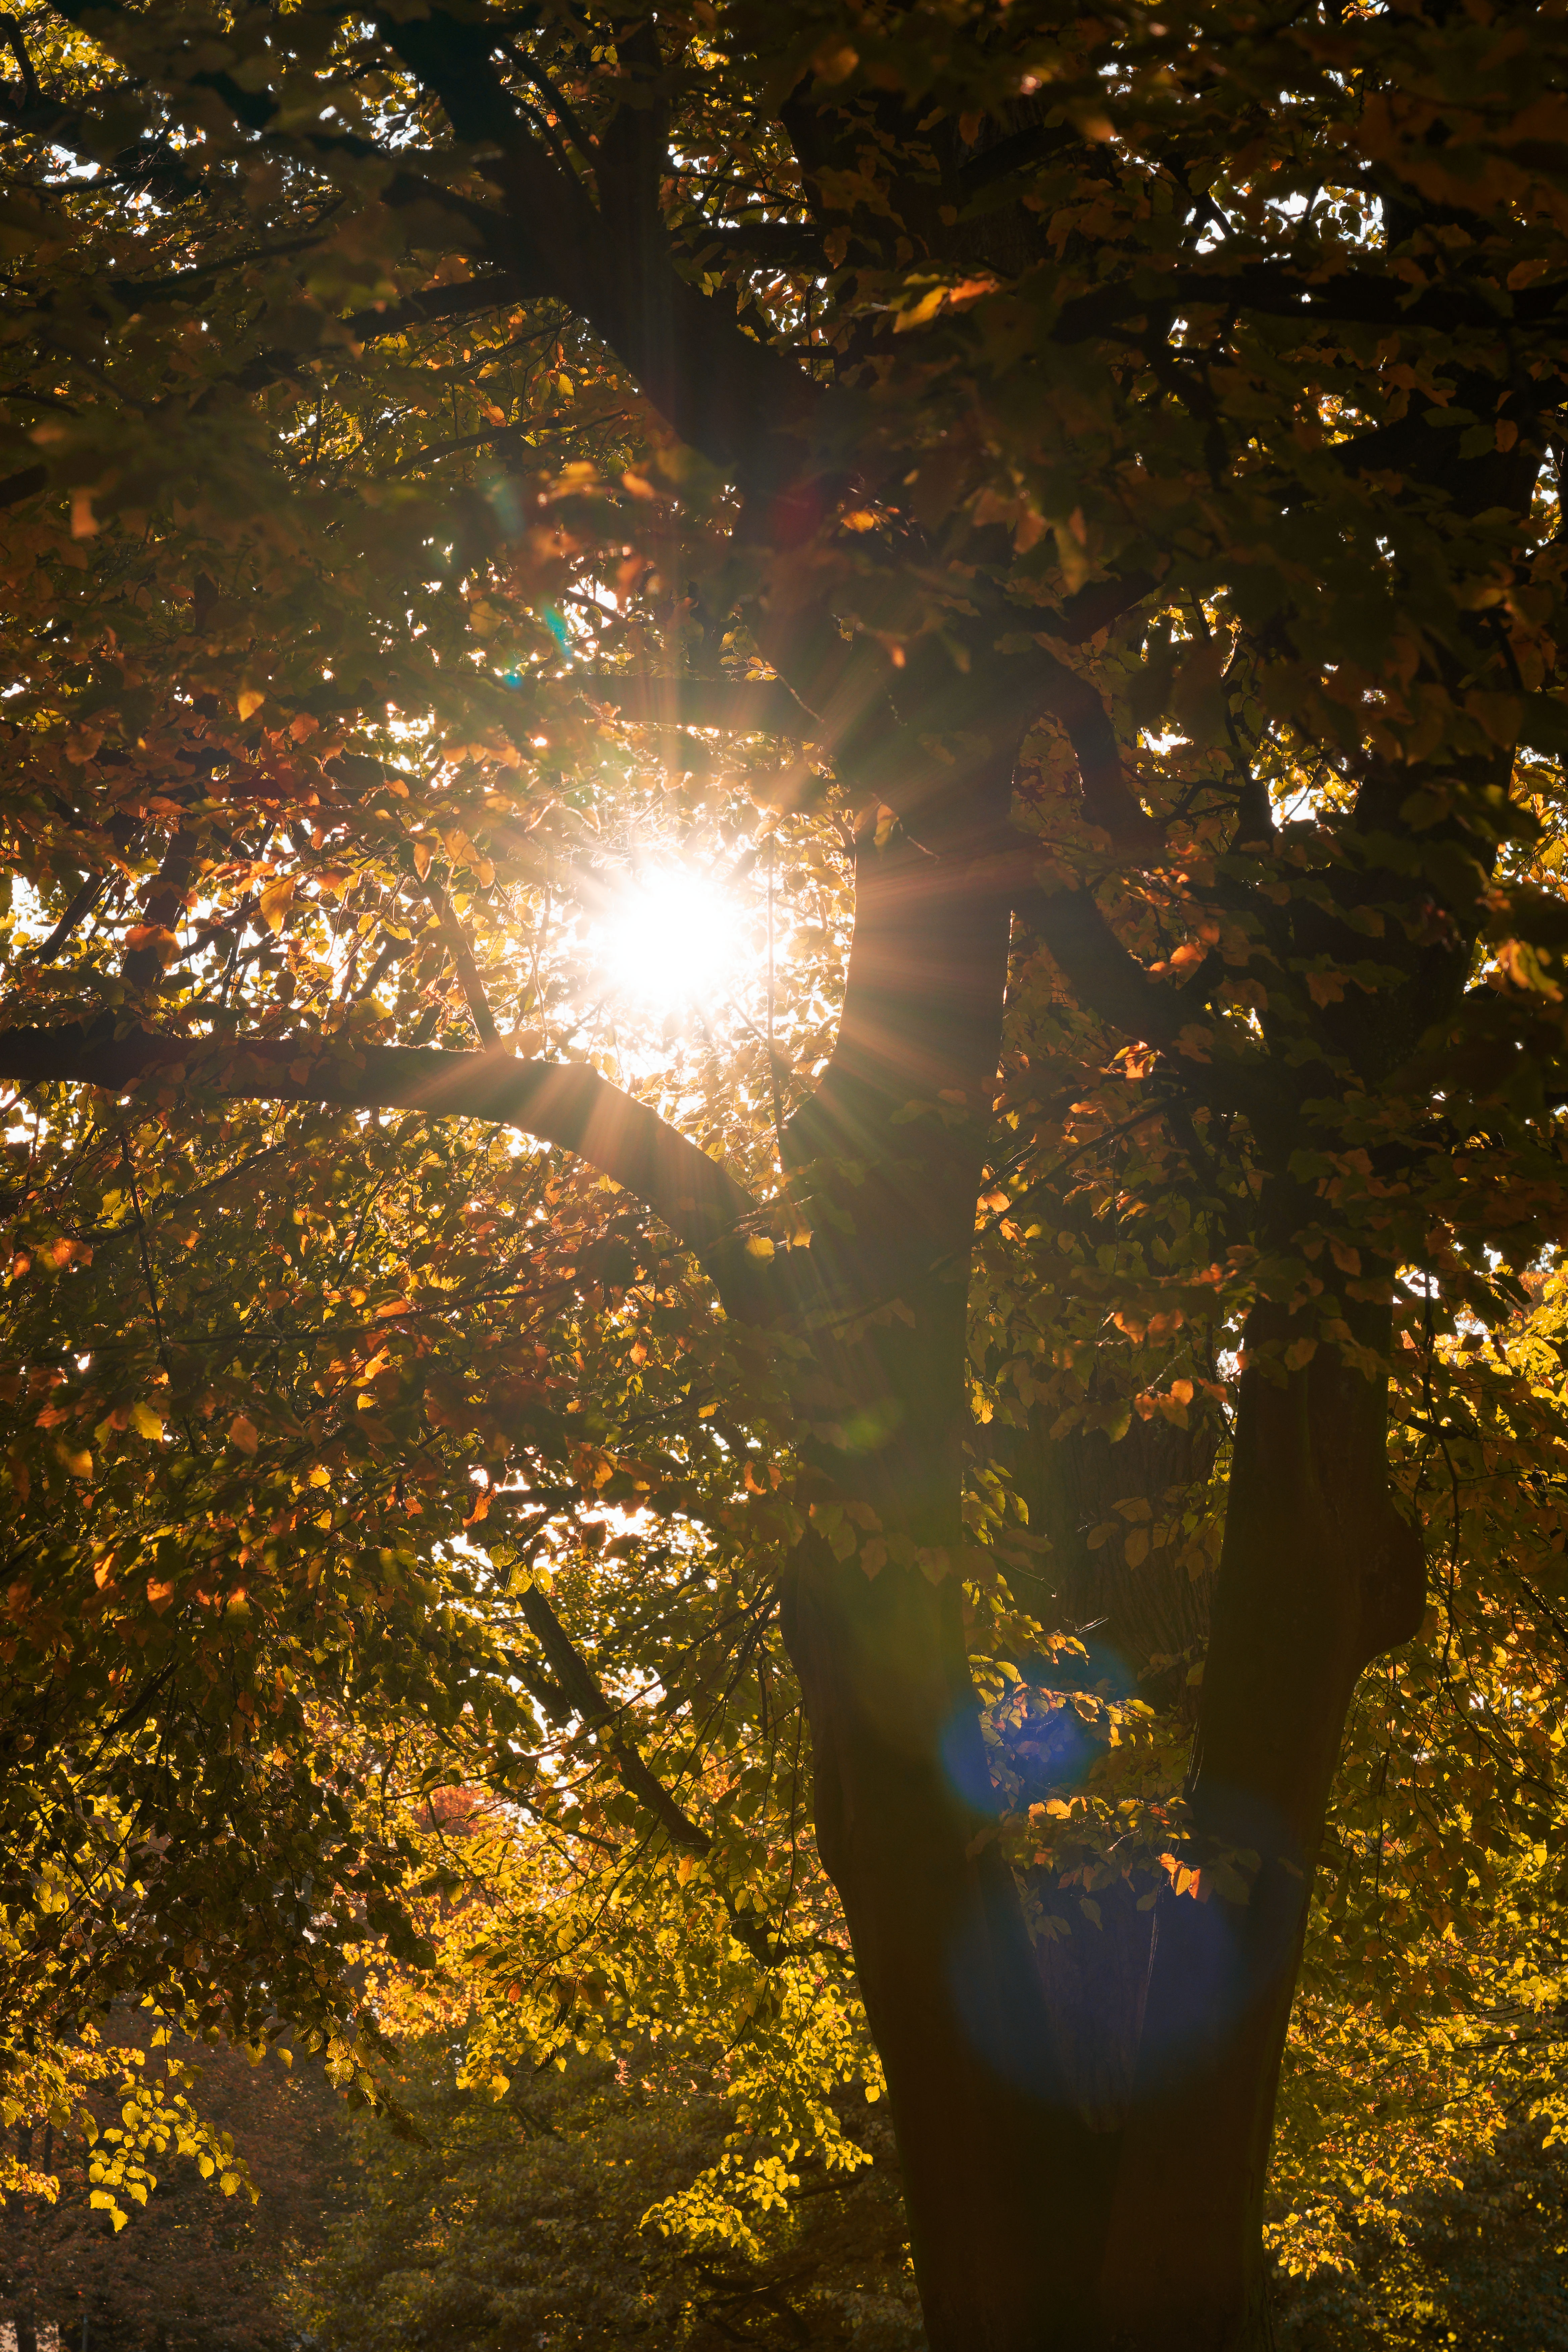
[782,1151,1426,2349]
[756,683,1431,2343]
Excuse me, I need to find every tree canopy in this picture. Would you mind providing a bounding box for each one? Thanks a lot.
[4,0,1568,2344]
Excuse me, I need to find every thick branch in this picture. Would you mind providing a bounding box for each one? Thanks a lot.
[377,9,821,492]
[1051,261,1568,344]
[1023,888,1218,1047]
[0,1024,755,1253]
[1034,573,1159,646]
[1031,651,1159,842]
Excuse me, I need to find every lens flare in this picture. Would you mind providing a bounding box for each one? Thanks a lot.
[595,865,744,1012]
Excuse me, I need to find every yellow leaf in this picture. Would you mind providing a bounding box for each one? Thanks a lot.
[258,878,294,933]
[895,285,948,333]
[236,687,265,721]
[58,1445,93,1480]
[129,1400,164,1441]
[744,1234,775,1260]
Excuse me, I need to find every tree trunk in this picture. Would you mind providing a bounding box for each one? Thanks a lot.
[1098,1302,1426,2349]
[785,1531,1111,2349]
[777,770,1121,2345]
[784,1207,1425,2347]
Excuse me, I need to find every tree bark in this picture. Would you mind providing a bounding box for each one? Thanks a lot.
[785,1534,1113,2350]
[772,771,1128,2346]
[1099,1301,1426,2350]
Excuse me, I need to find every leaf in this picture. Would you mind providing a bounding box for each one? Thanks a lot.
[894,284,949,333]
[236,686,266,721]
[125,924,180,967]
[227,1414,259,1455]
[130,1399,165,1441]
[258,878,295,933]
[811,34,859,81]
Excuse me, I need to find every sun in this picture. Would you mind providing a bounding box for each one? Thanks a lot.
[594,864,747,1014]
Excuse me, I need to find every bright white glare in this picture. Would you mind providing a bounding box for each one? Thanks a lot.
[593,865,746,1012]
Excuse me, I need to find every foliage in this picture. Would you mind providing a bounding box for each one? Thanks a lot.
[3,2016,344,2352]
[288,2032,922,2352]
[2,0,1568,2339]
[1274,2122,1568,2350]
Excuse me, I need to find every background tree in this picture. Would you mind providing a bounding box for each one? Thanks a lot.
[2,1,1568,2348]
[4,2018,343,2352]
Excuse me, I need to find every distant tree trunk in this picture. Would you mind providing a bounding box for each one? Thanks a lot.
[8,2120,39,2352]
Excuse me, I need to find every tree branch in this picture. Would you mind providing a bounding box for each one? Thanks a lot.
[516,1582,776,1964]
[418,873,499,1047]
[0,1024,755,1254]
[377,8,822,492]
[1022,887,1219,1048]
[1030,650,1161,843]
[1050,261,1568,344]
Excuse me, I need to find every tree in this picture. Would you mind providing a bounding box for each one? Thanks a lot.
[3,0,1568,2345]
[4,2016,345,2352]
[287,2032,923,2352]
